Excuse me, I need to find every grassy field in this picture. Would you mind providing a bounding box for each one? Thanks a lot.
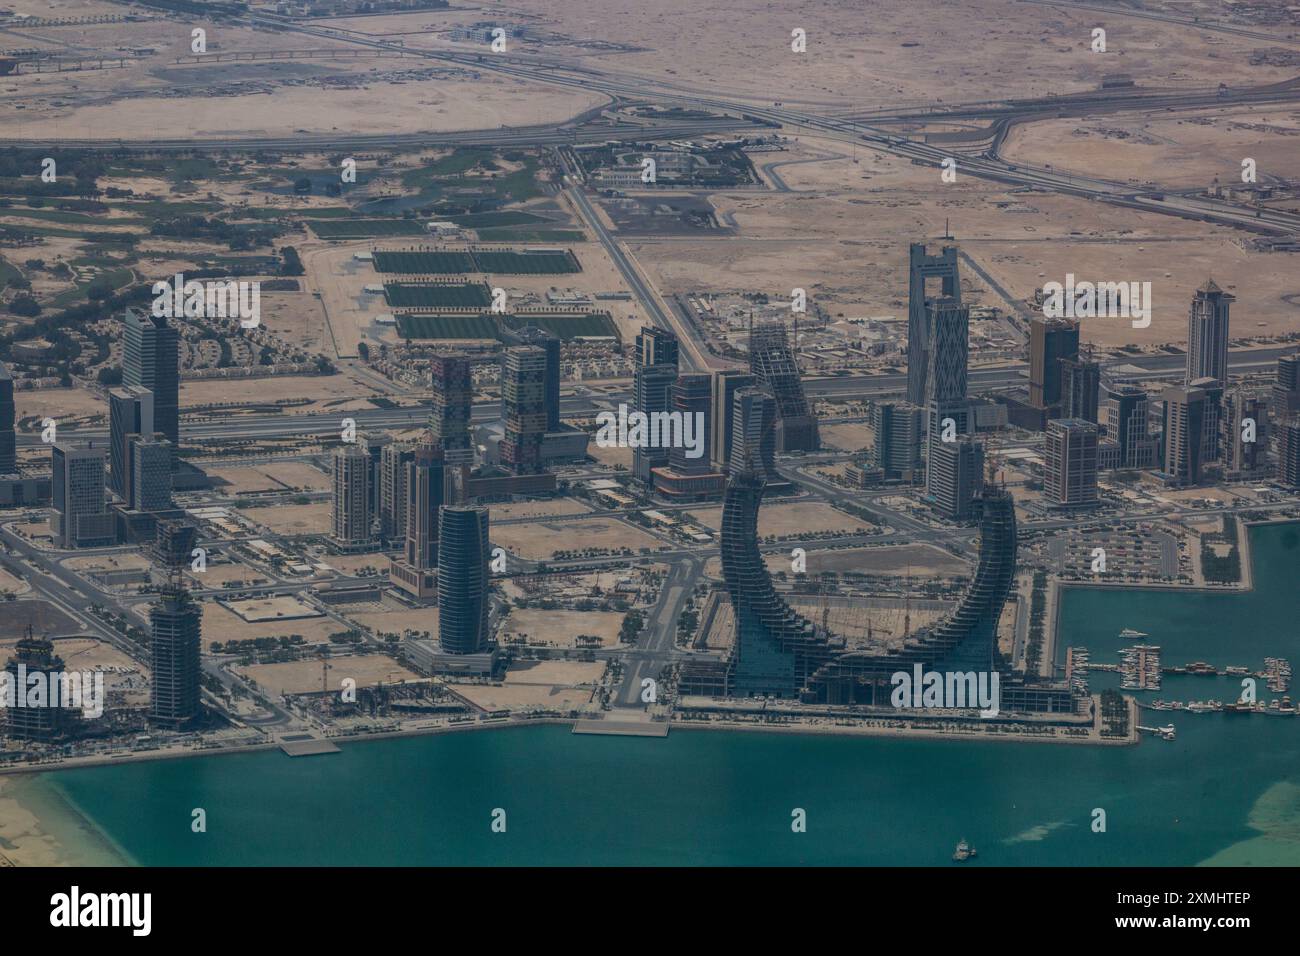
[309,219,426,239]
[372,250,476,274]
[501,312,615,339]
[450,211,547,229]
[382,281,491,308]
[471,249,581,274]
[396,313,500,339]
[475,229,586,243]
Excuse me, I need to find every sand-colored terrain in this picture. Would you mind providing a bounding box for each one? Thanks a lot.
[207,461,330,495]
[819,422,874,452]
[241,502,332,536]
[492,516,664,560]
[686,499,868,537]
[1001,107,1300,191]
[487,498,593,521]
[500,607,626,647]
[234,653,420,696]
[202,600,341,645]
[454,659,603,713]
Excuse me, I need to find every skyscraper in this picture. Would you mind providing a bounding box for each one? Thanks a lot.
[1044,419,1099,507]
[710,369,755,472]
[129,436,173,512]
[1106,384,1155,469]
[0,361,15,475]
[437,506,490,654]
[108,385,154,500]
[1029,316,1080,412]
[500,346,548,475]
[1273,353,1299,418]
[928,437,984,520]
[729,385,780,484]
[1161,384,1208,486]
[1186,279,1233,390]
[361,432,390,523]
[748,323,818,453]
[1061,356,1101,423]
[873,401,924,480]
[1278,418,1300,490]
[503,325,561,431]
[330,444,372,552]
[390,436,443,602]
[718,460,827,697]
[149,583,202,729]
[51,443,114,548]
[379,441,415,543]
[5,628,69,741]
[429,354,473,452]
[636,325,679,369]
[122,309,179,449]
[633,326,679,483]
[906,242,961,406]
[1223,389,1269,478]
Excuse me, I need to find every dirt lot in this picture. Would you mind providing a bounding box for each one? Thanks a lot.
[499,607,626,648]
[819,422,874,452]
[201,599,342,646]
[492,516,663,560]
[233,653,420,696]
[241,502,332,536]
[487,498,593,521]
[686,500,867,537]
[207,461,330,495]
[454,659,603,712]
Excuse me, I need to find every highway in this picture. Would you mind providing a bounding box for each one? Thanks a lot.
[17,345,1292,448]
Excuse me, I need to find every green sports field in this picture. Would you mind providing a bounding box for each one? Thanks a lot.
[372,250,477,274]
[382,282,492,308]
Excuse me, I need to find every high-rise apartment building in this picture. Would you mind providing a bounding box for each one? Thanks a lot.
[632,327,679,483]
[429,354,474,452]
[748,323,818,453]
[500,346,548,475]
[1029,316,1080,411]
[379,441,415,543]
[1278,418,1300,490]
[873,401,924,480]
[1061,356,1101,423]
[1044,419,1099,507]
[122,309,179,449]
[1186,279,1233,390]
[502,325,561,431]
[1223,389,1269,478]
[906,242,961,406]
[1273,353,1299,418]
[1105,384,1156,469]
[330,444,373,552]
[437,506,491,654]
[149,583,202,729]
[108,385,154,500]
[51,443,114,548]
[390,436,443,602]
[710,369,755,472]
[1160,384,1209,486]
[0,361,15,475]
[928,437,984,520]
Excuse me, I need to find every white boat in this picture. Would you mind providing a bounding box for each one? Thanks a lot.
[1119,629,1148,638]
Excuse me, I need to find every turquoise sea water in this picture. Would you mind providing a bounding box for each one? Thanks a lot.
[21,522,1300,866]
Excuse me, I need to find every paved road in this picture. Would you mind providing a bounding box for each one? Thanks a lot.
[20,347,1292,448]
